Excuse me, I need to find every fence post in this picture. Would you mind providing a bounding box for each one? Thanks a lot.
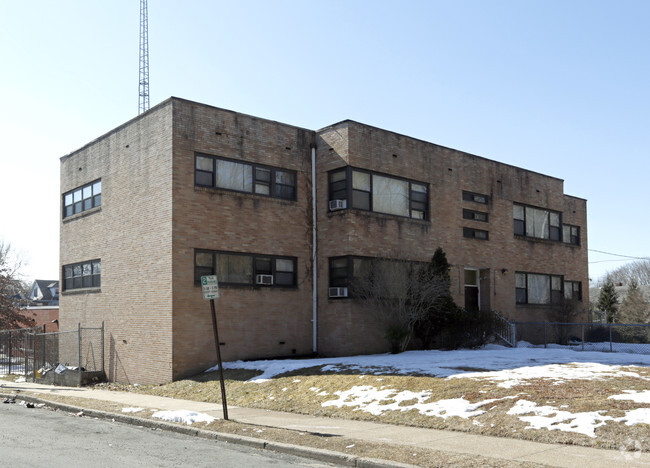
[511,322,517,347]
[544,322,547,348]
[581,324,585,351]
[24,331,28,381]
[31,329,36,382]
[8,332,12,375]
[609,324,613,352]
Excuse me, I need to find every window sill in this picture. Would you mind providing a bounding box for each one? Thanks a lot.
[62,206,102,223]
[327,208,430,224]
[193,282,297,290]
[194,186,297,204]
[62,287,101,296]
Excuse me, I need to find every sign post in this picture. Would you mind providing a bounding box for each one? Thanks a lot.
[201,275,228,420]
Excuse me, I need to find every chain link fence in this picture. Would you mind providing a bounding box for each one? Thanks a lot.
[511,321,650,355]
[1,324,105,386]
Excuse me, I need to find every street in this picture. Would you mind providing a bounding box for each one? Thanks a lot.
[0,402,334,467]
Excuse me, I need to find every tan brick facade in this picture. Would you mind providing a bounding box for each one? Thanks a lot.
[60,98,588,384]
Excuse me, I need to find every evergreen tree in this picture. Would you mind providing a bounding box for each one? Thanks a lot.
[414,247,457,348]
[597,278,619,324]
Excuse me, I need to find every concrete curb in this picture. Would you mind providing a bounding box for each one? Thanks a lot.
[1,392,417,468]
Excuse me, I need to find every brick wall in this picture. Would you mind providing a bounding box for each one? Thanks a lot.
[60,98,588,382]
[168,99,316,380]
[60,101,175,384]
[315,120,588,355]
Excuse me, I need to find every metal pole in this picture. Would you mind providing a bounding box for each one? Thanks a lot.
[210,299,228,420]
[581,324,585,351]
[544,322,547,348]
[24,331,28,381]
[78,323,82,371]
[101,321,105,375]
[31,330,36,382]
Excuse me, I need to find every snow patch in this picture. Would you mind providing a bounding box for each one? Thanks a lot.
[152,410,216,425]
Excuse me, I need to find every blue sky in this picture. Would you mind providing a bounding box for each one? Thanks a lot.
[1,0,648,284]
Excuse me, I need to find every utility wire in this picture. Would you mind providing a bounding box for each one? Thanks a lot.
[588,249,650,261]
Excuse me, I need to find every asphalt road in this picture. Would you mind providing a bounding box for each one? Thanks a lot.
[0,402,335,467]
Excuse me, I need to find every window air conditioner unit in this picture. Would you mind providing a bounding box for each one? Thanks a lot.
[329,199,347,211]
[256,274,274,285]
[328,287,348,298]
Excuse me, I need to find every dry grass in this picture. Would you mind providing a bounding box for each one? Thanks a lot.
[106,364,650,452]
[0,391,544,468]
[3,362,649,465]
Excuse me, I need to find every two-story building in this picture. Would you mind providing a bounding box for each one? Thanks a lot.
[60,97,588,384]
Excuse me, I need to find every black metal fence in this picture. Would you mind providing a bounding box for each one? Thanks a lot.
[510,321,650,355]
[0,326,43,376]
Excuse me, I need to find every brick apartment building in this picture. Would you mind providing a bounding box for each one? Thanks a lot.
[60,97,588,384]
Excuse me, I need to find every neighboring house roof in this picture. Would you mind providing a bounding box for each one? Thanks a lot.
[30,280,59,306]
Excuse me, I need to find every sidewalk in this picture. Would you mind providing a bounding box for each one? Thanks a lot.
[2,379,649,468]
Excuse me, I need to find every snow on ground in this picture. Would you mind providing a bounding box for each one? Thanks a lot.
[152,410,215,425]
[210,343,650,382]
[205,343,650,436]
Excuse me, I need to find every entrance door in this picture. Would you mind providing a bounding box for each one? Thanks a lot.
[464,268,479,311]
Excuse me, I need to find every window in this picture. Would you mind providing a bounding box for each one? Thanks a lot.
[63,260,101,291]
[462,191,488,204]
[194,250,296,287]
[329,255,423,295]
[328,167,428,220]
[514,203,562,241]
[63,180,101,218]
[463,209,488,222]
[195,154,296,201]
[564,281,582,301]
[515,272,562,305]
[463,227,489,240]
[563,225,580,245]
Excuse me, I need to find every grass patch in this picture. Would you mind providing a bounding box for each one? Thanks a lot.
[107,363,650,452]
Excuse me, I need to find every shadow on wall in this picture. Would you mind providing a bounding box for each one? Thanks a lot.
[108,334,129,384]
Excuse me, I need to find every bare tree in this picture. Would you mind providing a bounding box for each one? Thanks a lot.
[350,255,450,353]
[0,240,34,329]
[600,259,650,287]
[619,279,649,324]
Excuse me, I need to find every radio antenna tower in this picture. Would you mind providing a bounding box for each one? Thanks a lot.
[138,0,150,114]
